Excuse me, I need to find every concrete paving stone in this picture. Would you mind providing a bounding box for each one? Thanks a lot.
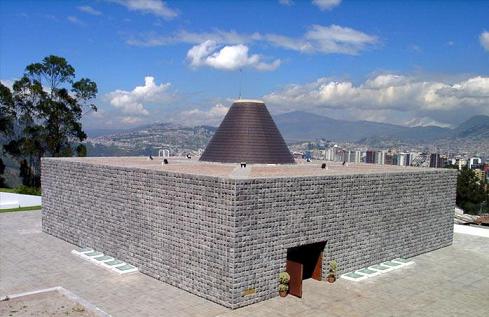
[2,210,489,317]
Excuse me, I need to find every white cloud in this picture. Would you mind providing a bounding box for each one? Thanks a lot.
[127,30,261,47]
[295,24,378,54]
[178,104,229,126]
[187,40,281,71]
[120,116,144,125]
[67,16,84,25]
[78,6,102,16]
[480,31,489,52]
[110,0,177,19]
[0,79,14,89]
[127,25,377,55]
[312,0,342,11]
[263,74,489,115]
[405,117,452,128]
[89,109,107,119]
[106,76,173,115]
[279,0,294,6]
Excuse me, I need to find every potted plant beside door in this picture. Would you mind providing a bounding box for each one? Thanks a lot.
[327,260,337,283]
[278,272,290,297]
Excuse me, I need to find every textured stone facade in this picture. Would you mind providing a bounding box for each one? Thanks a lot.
[41,159,236,307]
[42,158,457,309]
[233,171,457,306]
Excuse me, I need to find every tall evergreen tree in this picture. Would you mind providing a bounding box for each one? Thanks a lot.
[0,82,16,187]
[3,55,97,187]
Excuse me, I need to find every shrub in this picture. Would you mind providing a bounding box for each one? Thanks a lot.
[279,272,290,284]
[15,185,41,196]
[278,284,288,292]
[328,260,337,276]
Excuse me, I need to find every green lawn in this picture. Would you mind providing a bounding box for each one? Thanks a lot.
[0,188,17,193]
[0,205,42,213]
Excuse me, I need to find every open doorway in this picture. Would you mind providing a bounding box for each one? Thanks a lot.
[286,241,326,298]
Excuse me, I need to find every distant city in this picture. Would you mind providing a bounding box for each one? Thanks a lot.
[81,113,489,186]
[289,140,489,183]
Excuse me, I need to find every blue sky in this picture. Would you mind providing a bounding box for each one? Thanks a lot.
[1,0,489,129]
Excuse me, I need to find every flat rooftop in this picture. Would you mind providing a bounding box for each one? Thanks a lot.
[44,156,445,179]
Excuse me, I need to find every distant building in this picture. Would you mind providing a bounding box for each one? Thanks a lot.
[430,153,446,168]
[484,163,489,174]
[366,150,375,164]
[396,153,412,166]
[376,151,386,165]
[347,150,361,163]
[469,157,482,169]
[474,169,485,182]
[384,153,394,165]
[405,153,413,166]
[324,147,336,161]
[449,158,468,170]
[292,152,303,160]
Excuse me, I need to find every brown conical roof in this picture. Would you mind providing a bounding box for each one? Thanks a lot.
[200,100,295,164]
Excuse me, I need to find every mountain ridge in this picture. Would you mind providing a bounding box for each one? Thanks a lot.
[86,112,489,144]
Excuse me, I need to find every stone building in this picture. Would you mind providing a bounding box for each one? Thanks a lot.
[42,100,457,309]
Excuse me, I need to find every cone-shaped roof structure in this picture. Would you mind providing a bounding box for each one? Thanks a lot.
[200,100,295,164]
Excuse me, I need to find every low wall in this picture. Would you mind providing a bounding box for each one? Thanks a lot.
[0,192,42,209]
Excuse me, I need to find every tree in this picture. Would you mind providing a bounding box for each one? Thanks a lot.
[0,158,5,187]
[456,167,487,214]
[0,82,16,187]
[0,82,15,136]
[3,55,97,187]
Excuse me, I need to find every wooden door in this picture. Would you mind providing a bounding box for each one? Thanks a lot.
[312,252,323,281]
[286,259,303,298]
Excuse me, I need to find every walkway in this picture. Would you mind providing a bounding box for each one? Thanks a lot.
[1,211,488,317]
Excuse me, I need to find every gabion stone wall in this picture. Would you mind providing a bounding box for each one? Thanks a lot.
[42,159,457,309]
[41,159,236,307]
[232,170,457,307]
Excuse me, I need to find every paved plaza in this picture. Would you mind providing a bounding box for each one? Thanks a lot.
[1,210,488,317]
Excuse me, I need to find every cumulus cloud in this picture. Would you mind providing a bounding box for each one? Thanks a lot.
[110,0,177,19]
[263,74,489,122]
[312,0,342,11]
[127,25,377,55]
[480,31,489,52]
[78,6,102,16]
[106,76,173,116]
[178,104,229,126]
[187,40,281,71]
